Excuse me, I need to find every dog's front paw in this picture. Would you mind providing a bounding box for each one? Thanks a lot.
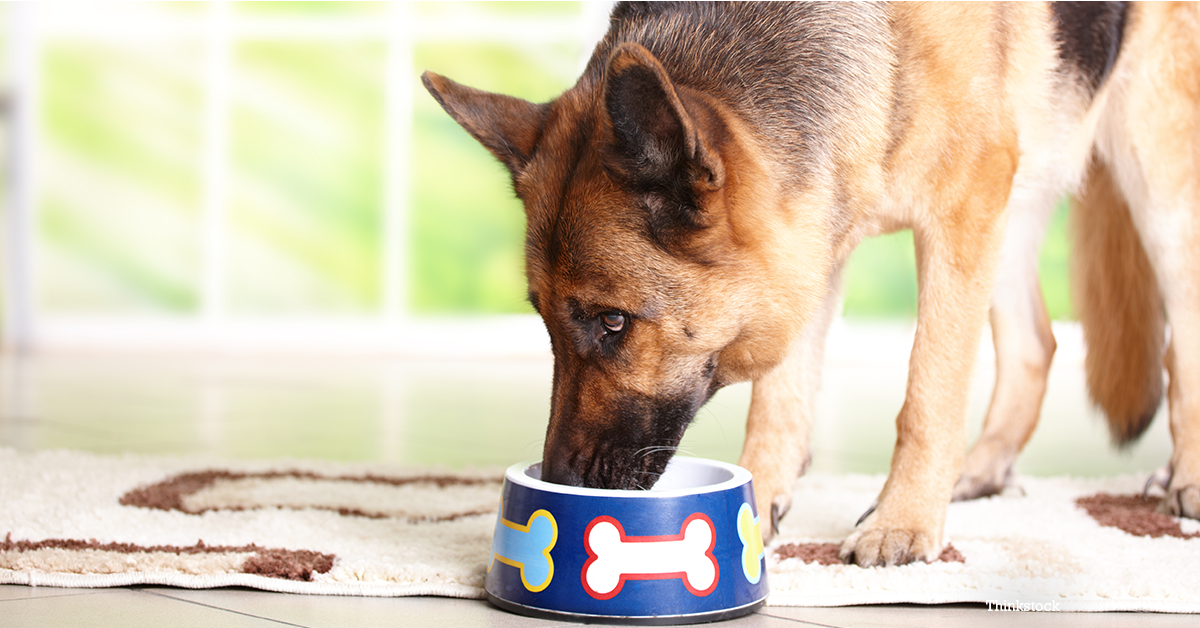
[838,524,941,567]
[742,452,809,542]
[751,478,793,543]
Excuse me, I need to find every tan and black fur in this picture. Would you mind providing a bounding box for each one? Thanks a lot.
[423,2,1200,566]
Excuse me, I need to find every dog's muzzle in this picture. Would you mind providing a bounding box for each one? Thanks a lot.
[540,392,702,491]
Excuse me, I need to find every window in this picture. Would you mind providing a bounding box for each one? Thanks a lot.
[2,2,1070,354]
[3,1,610,353]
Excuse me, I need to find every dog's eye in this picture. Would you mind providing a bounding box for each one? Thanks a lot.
[600,312,626,334]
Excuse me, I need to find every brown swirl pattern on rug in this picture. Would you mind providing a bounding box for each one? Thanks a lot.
[120,470,503,523]
[773,542,965,566]
[1076,494,1200,539]
[1,534,333,581]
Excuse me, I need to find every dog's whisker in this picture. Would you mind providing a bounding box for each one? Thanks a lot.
[634,445,680,459]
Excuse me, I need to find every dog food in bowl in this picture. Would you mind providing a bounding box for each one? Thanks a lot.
[485,457,768,624]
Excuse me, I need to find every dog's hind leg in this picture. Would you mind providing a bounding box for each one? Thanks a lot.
[1161,338,1200,518]
[953,185,1059,501]
[1096,1,1200,519]
[1107,147,1200,519]
[1122,196,1200,520]
[739,268,844,542]
[1149,11,1200,523]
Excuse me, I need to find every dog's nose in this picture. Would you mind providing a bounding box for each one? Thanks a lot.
[540,454,584,487]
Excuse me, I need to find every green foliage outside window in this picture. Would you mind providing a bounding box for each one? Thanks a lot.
[16,1,1074,321]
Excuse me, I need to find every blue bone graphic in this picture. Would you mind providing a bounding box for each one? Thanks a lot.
[488,502,558,592]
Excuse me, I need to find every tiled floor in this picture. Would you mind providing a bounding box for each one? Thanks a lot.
[0,320,1190,626]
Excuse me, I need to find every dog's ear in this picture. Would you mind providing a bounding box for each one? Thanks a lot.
[421,71,549,176]
[603,43,726,201]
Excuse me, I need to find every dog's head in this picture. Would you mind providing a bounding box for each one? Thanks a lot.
[423,43,829,490]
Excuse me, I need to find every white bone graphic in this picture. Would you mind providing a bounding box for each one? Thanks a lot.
[581,513,718,599]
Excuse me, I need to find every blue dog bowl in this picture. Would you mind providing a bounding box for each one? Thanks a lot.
[485,457,768,624]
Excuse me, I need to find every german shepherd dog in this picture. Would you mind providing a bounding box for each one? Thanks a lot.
[423,2,1200,566]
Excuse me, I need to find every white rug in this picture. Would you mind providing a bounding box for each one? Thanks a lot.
[1,448,1197,612]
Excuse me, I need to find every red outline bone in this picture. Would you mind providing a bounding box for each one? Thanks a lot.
[581,512,719,600]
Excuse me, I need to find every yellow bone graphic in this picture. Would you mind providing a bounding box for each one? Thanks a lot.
[737,503,765,584]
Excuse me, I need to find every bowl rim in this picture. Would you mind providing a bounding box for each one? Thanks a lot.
[504,457,751,498]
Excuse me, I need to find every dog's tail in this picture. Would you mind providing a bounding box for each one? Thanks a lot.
[1069,156,1165,446]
